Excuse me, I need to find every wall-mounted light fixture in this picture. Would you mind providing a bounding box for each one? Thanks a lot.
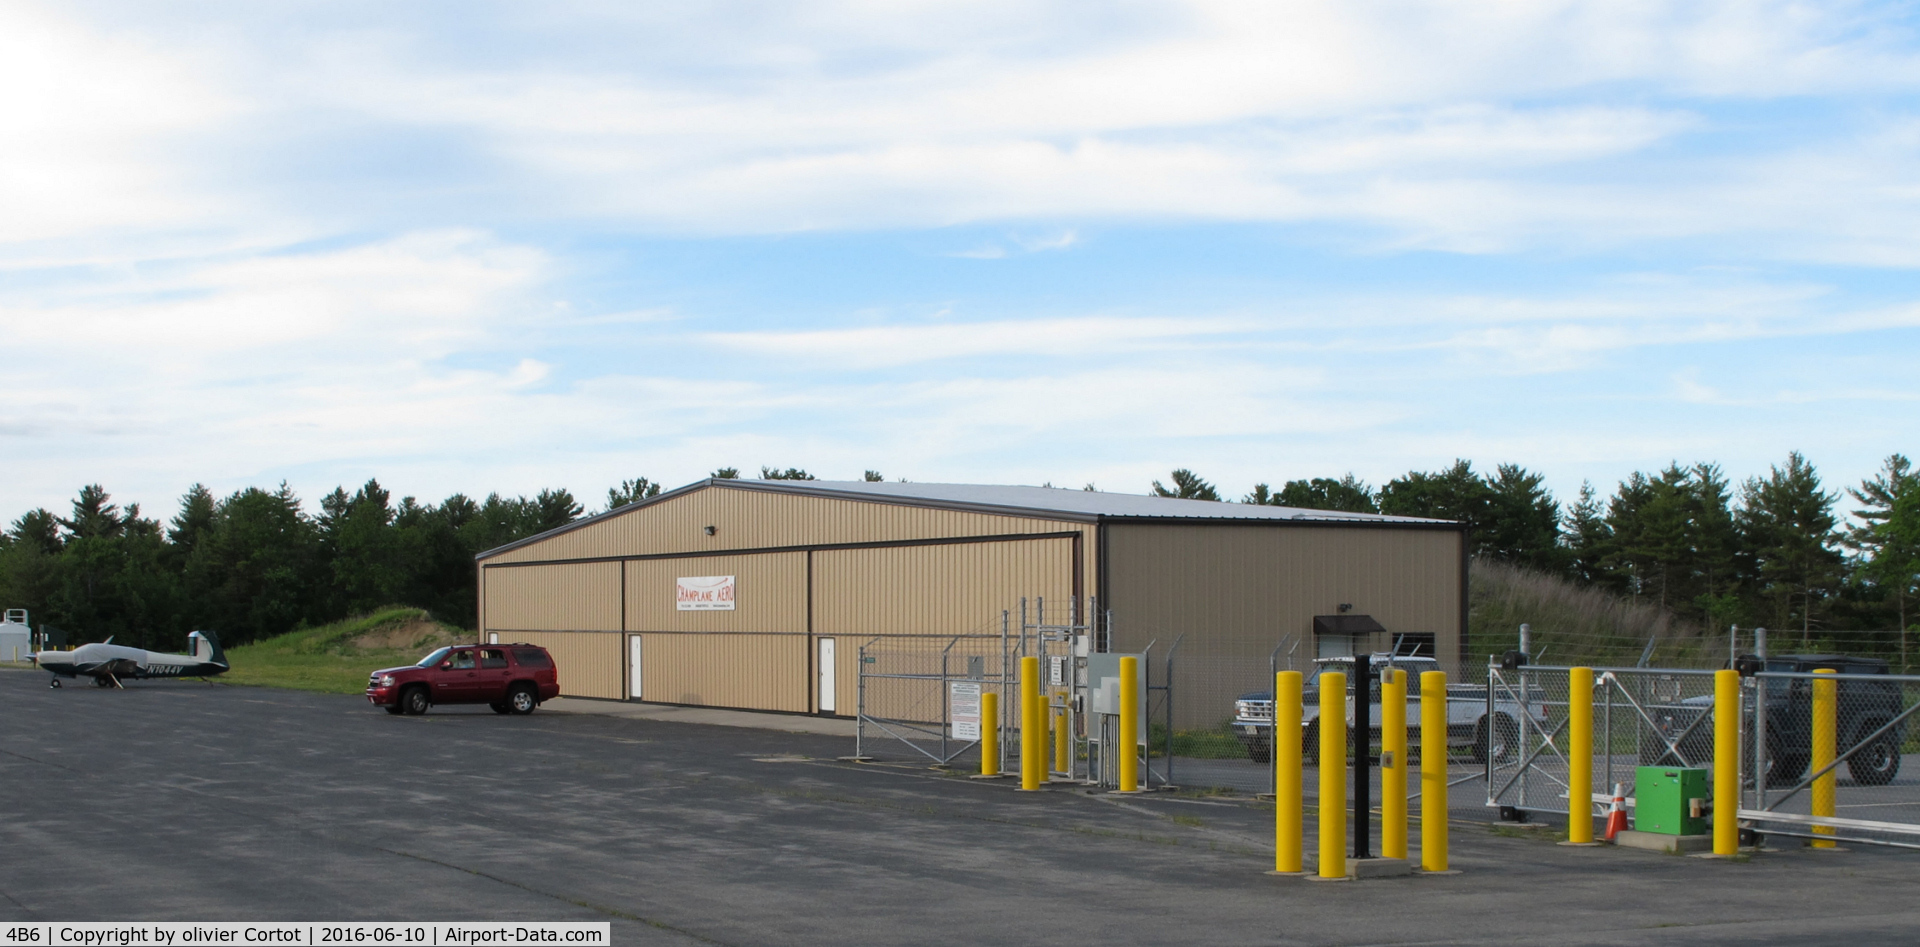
[1337,603,1352,613]
[703,525,717,536]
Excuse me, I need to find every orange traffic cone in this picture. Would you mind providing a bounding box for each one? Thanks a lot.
[1604,783,1629,841]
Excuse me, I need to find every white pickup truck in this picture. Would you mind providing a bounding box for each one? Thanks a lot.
[1232,654,1541,765]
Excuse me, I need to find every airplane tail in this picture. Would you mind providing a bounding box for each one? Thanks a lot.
[190,630,228,667]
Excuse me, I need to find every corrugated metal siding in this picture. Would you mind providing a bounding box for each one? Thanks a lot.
[639,633,808,712]
[493,630,623,700]
[625,553,806,633]
[483,562,622,631]
[813,537,1076,640]
[1103,523,1464,729]
[484,485,1085,564]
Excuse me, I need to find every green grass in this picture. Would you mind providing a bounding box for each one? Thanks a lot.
[221,607,471,694]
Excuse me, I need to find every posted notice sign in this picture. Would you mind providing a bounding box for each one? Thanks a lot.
[676,575,736,610]
[950,681,982,740]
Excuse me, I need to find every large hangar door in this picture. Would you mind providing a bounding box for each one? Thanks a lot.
[812,536,1077,641]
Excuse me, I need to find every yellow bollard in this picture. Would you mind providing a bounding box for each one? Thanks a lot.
[1812,668,1837,848]
[1055,707,1070,775]
[980,691,1000,776]
[1318,670,1347,879]
[1020,656,1041,791]
[1568,667,1594,844]
[1274,670,1304,873]
[1382,669,1408,860]
[1420,670,1448,872]
[1118,655,1140,792]
[1714,668,1740,855]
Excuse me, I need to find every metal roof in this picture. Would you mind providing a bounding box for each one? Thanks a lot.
[476,477,1455,560]
[722,479,1451,525]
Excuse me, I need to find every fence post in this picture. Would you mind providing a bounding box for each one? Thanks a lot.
[1318,670,1347,879]
[1118,655,1140,793]
[981,691,1000,776]
[1714,668,1740,856]
[1020,656,1041,791]
[1274,670,1304,873]
[1420,670,1448,872]
[1382,669,1407,860]
[1812,668,1837,848]
[1055,707,1069,775]
[1568,667,1594,844]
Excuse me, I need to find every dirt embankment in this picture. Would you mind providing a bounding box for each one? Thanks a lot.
[349,619,464,652]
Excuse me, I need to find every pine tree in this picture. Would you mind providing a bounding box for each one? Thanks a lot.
[1847,454,1920,664]
[1738,452,1845,645]
[1562,482,1610,584]
[1151,469,1221,501]
[606,477,663,511]
[1275,475,1378,513]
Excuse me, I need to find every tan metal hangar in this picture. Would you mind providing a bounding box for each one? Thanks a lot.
[473,478,1466,724]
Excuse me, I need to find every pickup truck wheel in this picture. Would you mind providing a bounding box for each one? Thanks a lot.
[383,703,405,716]
[507,684,538,715]
[489,701,511,715]
[1473,713,1518,765]
[1849,731,1901,786]
[1245,740,1270,764]
[401,685,431,716]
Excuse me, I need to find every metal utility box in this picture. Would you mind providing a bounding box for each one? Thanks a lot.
[1635,766,1709,836]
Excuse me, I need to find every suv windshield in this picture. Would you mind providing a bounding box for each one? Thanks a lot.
[417,647,453,668]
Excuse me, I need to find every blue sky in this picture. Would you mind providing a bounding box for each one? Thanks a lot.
[5,1,1920,522]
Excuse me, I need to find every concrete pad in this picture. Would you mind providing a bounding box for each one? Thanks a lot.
[1615,829,1713,854]
[539,696,857,735]
[1352,857,1413,879]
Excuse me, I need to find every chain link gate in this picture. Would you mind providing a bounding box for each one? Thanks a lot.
[1486,662,1920,849]
[854,635,1010,765]
[1485,664,1720,821]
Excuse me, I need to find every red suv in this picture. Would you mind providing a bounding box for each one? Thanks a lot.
[366,644,560,716]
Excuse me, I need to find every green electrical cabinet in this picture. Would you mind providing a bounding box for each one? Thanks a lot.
[1635,766,1710,835]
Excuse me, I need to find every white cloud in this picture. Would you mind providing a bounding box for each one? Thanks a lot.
[702,315,1248,368]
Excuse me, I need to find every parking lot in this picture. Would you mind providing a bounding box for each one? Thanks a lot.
[6,670,1920,946]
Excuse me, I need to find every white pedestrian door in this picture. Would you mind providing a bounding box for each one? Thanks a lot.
[629,635,644,699]
[818,638,836,713]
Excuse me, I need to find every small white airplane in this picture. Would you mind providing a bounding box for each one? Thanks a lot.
[34,630,229,688]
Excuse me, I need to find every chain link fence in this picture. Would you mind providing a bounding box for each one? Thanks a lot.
[1743,668,1920,848]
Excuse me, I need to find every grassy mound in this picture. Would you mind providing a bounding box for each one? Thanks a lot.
[1468,560,1716,669]
[222,607,471,694]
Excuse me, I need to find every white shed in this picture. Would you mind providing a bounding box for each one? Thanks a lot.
[0,610,31,662]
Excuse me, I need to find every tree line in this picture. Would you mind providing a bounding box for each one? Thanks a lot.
[3,455,1914,654]
[1154,453,1920,649]
[0,467,861,651]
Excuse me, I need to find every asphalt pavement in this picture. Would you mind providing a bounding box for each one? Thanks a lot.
[6,669,1920,945]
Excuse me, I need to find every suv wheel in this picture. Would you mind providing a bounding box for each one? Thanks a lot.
[508,684,538,715]
[1849,733,1901,786]
[1244,738,1271,764]
[489,701,511,715]
[1474,714,1519,765]
[401,685,431,716]
[383,703,406,716]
